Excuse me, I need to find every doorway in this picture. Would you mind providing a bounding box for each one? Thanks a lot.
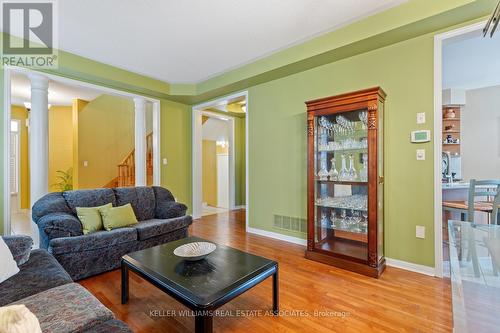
[201,114,230,216]
[192,92,248,219]
[434,20,499,277]
[3,66,161,240]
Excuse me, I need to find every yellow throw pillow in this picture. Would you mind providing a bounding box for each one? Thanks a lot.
[99,203,138,231]
[77,203,112,234]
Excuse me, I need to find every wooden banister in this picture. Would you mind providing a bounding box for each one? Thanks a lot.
[104,132,153,188]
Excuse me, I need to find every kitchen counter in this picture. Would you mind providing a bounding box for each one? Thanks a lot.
[442,182,492,190]
[442,182,469,190]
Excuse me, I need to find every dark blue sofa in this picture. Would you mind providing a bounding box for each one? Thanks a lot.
[0,235,132,332]
[32,186,192,280]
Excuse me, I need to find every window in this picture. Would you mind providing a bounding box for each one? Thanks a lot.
[10,120,19,132]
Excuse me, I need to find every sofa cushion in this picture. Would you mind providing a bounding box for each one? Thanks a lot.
[32,192,73,224]
[0,249,72,307]
[135,216,192,240]
[63,189,116,215]
[12,283,114,333]
[82,319,132,333]
[114,187,155,221]
[100,204,138,231]
[0,237,20,284]
[77,203,112,234]
[3,235,33,266]
[49,228,137,255]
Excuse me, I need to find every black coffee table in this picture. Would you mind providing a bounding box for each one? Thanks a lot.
[121,236,279,333]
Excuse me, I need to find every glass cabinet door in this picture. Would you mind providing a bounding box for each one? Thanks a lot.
[313,109,369,261]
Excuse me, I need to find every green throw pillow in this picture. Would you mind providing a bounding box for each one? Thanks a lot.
[77,203,112,234]
[99,203,138,231]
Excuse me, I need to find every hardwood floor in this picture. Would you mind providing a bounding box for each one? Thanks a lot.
[79,210,452,332]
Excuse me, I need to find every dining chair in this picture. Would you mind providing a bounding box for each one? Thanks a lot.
[442,179,500,224]
[443,180,500,277]
[467,179,500,225]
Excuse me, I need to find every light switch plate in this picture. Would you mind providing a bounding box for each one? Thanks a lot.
[417,112,426,124]
[416,225,426,239]
[162,158,168,165]
[416,149,425,160]
[83,160,88,167]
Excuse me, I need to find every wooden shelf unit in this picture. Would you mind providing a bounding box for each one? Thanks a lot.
[306,87,386,278]
[442,106,461,155]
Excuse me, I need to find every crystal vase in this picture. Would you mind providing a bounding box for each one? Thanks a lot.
[329,157,339,181]
[348,154,357,181]
[339,154,349,181]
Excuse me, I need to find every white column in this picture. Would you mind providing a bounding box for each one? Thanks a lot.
[134,97,147,186]
[28,73,49,207]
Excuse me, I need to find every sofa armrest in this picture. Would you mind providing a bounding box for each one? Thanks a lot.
[35,213,83,249]
[155,201,188,219]
[2,235,33,265]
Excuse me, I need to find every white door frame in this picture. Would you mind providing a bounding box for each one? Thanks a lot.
[191,91,248,222]
[433,20,486,277]
[9,120,21,214]
[2,65,162,235]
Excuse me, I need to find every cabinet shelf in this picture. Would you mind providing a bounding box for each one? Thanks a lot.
[318,148,367,153]
[443,130,460,134]
[316,179,368,186]
[443,118,461,121]
[315,204,367,211]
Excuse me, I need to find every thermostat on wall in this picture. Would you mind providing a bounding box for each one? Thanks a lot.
[410,130,431,143]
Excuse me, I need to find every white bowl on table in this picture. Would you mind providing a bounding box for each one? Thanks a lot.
[173,242,216,261]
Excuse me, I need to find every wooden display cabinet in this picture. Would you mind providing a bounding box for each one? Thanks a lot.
[305,87,386,278]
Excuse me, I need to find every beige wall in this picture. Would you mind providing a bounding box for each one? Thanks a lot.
[49,106,73,192]
[78,94,135,188]
[462,85,500,181]
[202,140,217,207]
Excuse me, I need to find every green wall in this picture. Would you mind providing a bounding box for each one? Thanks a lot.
[160,99,192,207]
[246,32,435,266]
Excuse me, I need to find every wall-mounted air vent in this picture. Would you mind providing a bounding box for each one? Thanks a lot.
[273,215,306,233]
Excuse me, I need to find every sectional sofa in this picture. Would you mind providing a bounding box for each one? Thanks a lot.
[32,186,192,280]
[0,235,131,332]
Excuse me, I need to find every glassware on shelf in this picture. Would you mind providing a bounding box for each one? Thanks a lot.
[330,210,337,228]
[360,153,368,182]
[329,158,339,181]
[358,111,368,129]
[320,213,329,227]
[361,211,368,232]
[339,154,349,181]
[340,209,348,229]
[348,154,358,181]
[317,158,329,180]
[315,194,367,211]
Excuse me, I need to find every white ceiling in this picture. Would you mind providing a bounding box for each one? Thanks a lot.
[11,72,103,106]
[49,0,406,83]
[443,31,500,90]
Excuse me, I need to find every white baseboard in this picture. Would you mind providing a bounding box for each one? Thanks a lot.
[246,227,307,246]
[243,227,436,277]
[385,258,436,277]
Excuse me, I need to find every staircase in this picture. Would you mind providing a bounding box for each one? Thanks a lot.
[104,133,153,188]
